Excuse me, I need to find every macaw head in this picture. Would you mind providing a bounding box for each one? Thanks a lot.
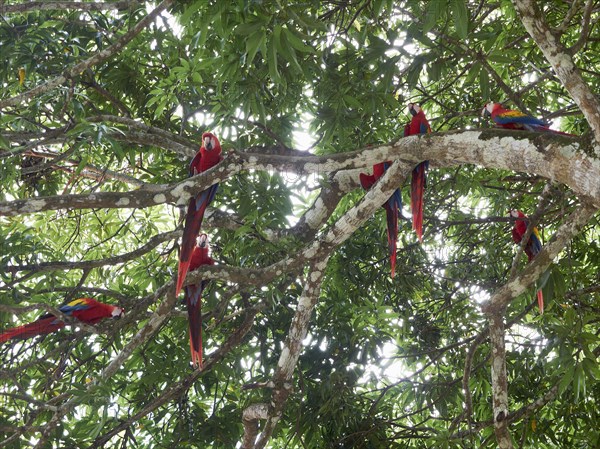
[408,103,421,117]
[482,102,497,117]
[111,306,124,318]
[201,132,221,152]
[509,209,526,219]
[197,233,209,249]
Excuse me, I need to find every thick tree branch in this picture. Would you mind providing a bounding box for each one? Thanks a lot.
[1,130,598,217]
[245,258,330,449]
[184,160,412,290]
[488,310,513,448]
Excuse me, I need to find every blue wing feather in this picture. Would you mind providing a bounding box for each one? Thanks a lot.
[59,299,90,315]
[494,114,547,126]
[388,188,402,217]
[194,184,219,211]
[530,231,543,255]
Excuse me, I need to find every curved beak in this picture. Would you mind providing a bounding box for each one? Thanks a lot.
[204,135,213,151]
[408,103,417,116]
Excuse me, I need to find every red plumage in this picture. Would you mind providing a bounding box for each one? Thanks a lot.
[359,161,402,278]
[176,132,222,297]
[0,298,123,343]
[510,210,545,313]
[483,102,574,136]
[184,234,215,368]
[404,103,431,242]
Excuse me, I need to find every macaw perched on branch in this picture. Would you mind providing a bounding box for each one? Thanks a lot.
[0,298,124,343]
[510,210,545,314]
[176,132,222,298]
[404,103,431,242]
[360,162,402,278]
[482,102,574,135]
[184,233,215,368]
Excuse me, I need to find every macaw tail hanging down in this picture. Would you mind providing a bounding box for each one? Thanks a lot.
[0,298,124,343]
[404,103,431,242]
[184,233,215,368]
[176,132,222,298]
[360,162,402,278]
[482,102,574,136]
[510,210,545,313]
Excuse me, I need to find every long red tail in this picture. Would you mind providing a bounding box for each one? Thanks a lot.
[0,317,63,343]
[185,282,206,368]
[176,185,218,297]
[536,289,544,314]
[411,162,427,242]
[384,199,399,278]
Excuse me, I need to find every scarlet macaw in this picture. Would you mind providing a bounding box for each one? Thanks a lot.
[510,210,544,313]
[184,233,215,368]
[482,102,573,135]
[360,162,402,278]
[404,103,431,242]
[0,298,124,343]
[176,132,222,297]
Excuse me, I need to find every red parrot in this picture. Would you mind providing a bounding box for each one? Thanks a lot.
[0,298,124,343]
[176,132,222,297]
[510,210,545,314]
[184,233,215,368]
[404,103,431,242]
[482,102,574,135]
[360,162,403,278]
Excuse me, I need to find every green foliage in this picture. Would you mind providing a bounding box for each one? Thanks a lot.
[1,0,599,448]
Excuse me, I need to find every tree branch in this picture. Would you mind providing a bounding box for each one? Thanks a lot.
[246,257,330,449]
[1,130,598,217]
[488,310,513,448]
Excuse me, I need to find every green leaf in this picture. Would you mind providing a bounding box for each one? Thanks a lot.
[268,36,280,83]
[282,27,315,53]
[582,357,600,380]
[487,51,514,64]
[246,29,266,65]
[235,20,265,36]
[451,0,469,39]
[0,134,10,150]
[428,60,443,82]
[423,0,447,33]
[574,363,585,401]
[558,364,575,394]
[406,56,425,90]
[479,68,490,100]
